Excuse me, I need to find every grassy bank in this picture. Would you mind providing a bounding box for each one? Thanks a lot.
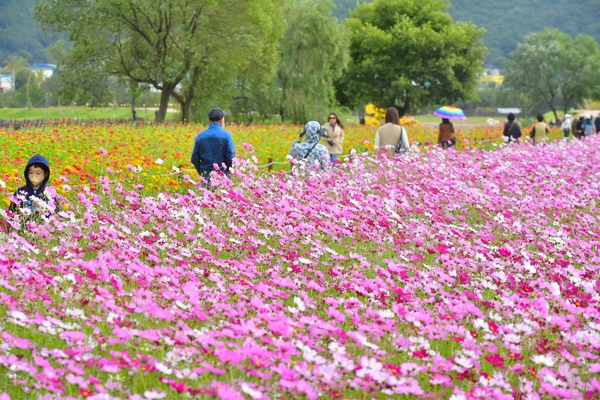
[0,107,178,122]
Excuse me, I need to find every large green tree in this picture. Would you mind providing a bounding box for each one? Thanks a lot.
[276,0,349,123]
[337,0,486,117]
[34,0,283,123]
[236,0,349,123]
[504,29,600,121]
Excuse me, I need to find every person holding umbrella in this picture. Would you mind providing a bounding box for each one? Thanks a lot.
[438,118,455,149]
[434,106,465,149]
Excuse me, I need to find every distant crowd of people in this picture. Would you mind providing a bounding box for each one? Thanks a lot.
[503,112,600,145]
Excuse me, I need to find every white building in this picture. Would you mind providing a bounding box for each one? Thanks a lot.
[29,63,56,79]
[0,75,12,92]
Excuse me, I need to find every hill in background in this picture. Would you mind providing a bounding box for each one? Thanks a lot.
[2,0,600,68]
[0,0,55,65]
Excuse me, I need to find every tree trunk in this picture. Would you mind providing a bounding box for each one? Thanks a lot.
[183,87,193,123]
[394,102,409,118]
[171,87,193,124]
[545,96,558,123]
[130,81,138,121]
[156,85,174,123]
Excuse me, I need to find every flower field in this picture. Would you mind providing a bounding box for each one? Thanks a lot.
[0,122,566,207]
[0,124,599,399]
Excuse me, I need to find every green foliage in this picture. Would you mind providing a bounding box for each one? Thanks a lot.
[504,29,600,121]
[338,0,486,116]
[34,0,284,123]
[276,0,350,123]
[230,0,349,124]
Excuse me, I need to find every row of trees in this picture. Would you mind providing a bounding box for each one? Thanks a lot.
[503,29,600,121]
[31,0,486,123]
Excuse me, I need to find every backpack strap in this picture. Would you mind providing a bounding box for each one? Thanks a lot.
[304,142,319,159]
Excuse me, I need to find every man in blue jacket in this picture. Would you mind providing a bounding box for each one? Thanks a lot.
[191,107,235,185]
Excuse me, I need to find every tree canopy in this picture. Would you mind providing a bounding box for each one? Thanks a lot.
[34,0,284,122]
[337,0,486,117]
[504,29,600,121]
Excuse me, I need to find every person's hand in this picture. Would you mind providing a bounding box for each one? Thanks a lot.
[328,140,335,146]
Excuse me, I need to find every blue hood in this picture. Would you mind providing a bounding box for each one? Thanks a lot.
[304,121,327,144]
[24,154,51,190]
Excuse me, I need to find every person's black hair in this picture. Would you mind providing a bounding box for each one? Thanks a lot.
[536,114,544,122]
[507,113,515,121]
[442,118,450,124]
[28,162,49,175]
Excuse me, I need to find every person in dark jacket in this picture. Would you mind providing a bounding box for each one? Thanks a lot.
[503,113,522,143]
[575,116,585,139]
[190,107,235,185]
[8,154,60,221]
[595,114,600,134]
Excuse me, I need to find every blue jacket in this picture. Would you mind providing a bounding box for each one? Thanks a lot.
[582,119,594,135]
[190,123,235,174]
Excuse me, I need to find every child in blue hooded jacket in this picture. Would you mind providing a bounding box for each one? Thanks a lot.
[8,154,60,220]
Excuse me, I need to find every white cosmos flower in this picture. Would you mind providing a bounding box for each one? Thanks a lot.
[154,362,172,374]
[155,158,164,165]
[328,342,346,354]
[531,354,554,367]
[293,297,306,311]
[65,308,88,320]
[504,333,520,344]
[454,356,473,369]
[163,351,181,364]
[175,368,198,380]
[144,390,167,399]
[241,383,262,399]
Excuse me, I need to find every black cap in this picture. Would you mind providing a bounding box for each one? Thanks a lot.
[208,107,227,121]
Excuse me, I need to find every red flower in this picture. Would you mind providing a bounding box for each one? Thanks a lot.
[172,381,186,392]
[498,247,511,257]
[484,353,505,369]
[413,349,428,358]
[386,363,401,375]
[510,352,524,361]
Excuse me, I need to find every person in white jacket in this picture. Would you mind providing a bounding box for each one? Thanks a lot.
[561,114,572,139]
